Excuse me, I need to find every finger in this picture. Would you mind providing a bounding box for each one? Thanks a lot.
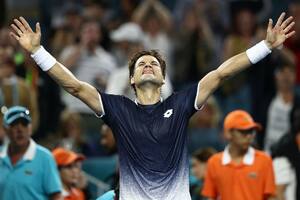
[10,24,23,36]
[281,16,293,29]
[35,22,41,35]
[286,31,296,39]
[13,19,26,33]
[275,12,286,27]
[267,18,273,32]
[19,16,33,32]
[284,22,295,33]
[9,32,20,41]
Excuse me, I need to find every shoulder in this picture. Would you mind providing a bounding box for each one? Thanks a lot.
[207,152,223,166]
[254,150,272,163]
[35,145,55,160]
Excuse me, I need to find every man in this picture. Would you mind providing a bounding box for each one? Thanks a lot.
[10,13,294,200]
[52,147,86,200]
[0,106,62,200]
[272,98,300,200]
[202,110,276,200]
[264,56,296,152]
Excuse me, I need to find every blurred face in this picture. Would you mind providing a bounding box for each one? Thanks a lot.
[227,129,256,151]
[60,161,81,187]
[100,125,116,152]
[80,22,101,47]
[275,67,296,91]
[130,55,164,88]
[191,158,207,180]
[6,119,32,147]
[235,10,255,36]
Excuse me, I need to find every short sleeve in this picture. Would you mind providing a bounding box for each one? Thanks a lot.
[43,154,62,195]
[99,92,126,126]
[263,156,276,196]
[273,157,292,185]
[172,82,200,117]
[202,158,218,198]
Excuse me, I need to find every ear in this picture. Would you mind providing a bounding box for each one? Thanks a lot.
[224,130,232,140]
[130,76,135,85]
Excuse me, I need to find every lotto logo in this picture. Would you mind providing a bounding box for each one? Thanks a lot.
[163,109,173,118]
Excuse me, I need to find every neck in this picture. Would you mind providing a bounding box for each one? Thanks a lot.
[8,141,30,156]
[278,90,293,103]
[136,84,161,105]
[228,144,248,159]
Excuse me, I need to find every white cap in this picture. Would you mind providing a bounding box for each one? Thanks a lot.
[111,22,145,43]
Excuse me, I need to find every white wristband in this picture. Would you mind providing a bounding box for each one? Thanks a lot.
[31,46,56,71]
[246,40,272,64]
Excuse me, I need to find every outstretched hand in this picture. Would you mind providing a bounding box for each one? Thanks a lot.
[10,17,41,53]
[265,12,296,49]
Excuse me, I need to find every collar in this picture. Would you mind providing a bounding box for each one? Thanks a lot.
[62,189,70,197]
[134,97,163,105]
[0,139,37,160]
[222,146,255,165]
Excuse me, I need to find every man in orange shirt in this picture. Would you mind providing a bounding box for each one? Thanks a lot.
[202,110,276,200]
[52,148,86,200]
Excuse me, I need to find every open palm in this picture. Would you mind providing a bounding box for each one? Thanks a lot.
[265,12,295,49]
[10,17,41,53]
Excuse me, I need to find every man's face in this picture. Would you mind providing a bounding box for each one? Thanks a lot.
[227,129,256,151]
[6,119,32,147]
[275,67,295,91]
[130,55,164,88]
[191,158,207,180]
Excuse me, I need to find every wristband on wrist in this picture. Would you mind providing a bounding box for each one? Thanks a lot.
[246,40,272,64]
[31,46,57,71]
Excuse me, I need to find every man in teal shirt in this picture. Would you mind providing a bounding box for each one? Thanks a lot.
[0,106,62,200]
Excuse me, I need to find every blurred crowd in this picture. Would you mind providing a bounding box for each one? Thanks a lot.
[0,0,300,199]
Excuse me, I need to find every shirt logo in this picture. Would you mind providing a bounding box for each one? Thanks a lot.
[248,172,258,179]
[24,170,33,175]
[163,109,173,118]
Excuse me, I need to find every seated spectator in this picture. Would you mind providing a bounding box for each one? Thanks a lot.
[187,97,224,153]
[0,106,62,200]
[52,147,86,200]
[190,147,217,200]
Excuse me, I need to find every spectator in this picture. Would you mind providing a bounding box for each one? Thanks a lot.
[272,97,300,200]
[52,147,86,200]
[0,50,39,131]
[202,110,276,200]
[100,124,117,155]
[60,19,117,114]
[264,56,296,152]
[190,147,217,200]
[0,106,62,200]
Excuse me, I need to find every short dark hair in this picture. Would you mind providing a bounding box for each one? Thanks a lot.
[192,147,217,162]
[128,50,166,90]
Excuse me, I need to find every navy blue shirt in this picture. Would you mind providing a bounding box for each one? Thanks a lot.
[100,83,199,200]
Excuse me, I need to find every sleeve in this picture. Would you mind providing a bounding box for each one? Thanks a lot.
[201,159,218,198]
[99,92,125,127]
[173,82,200,117]
[263,156,276,196]
[273,157,292,185]
[42,154,62,195]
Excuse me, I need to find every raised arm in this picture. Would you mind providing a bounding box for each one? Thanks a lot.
[10,17,104,115]
[196,12,295,108]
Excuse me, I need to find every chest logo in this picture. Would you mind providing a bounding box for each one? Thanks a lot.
[163,109,173,118]
[248,172,258,179]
